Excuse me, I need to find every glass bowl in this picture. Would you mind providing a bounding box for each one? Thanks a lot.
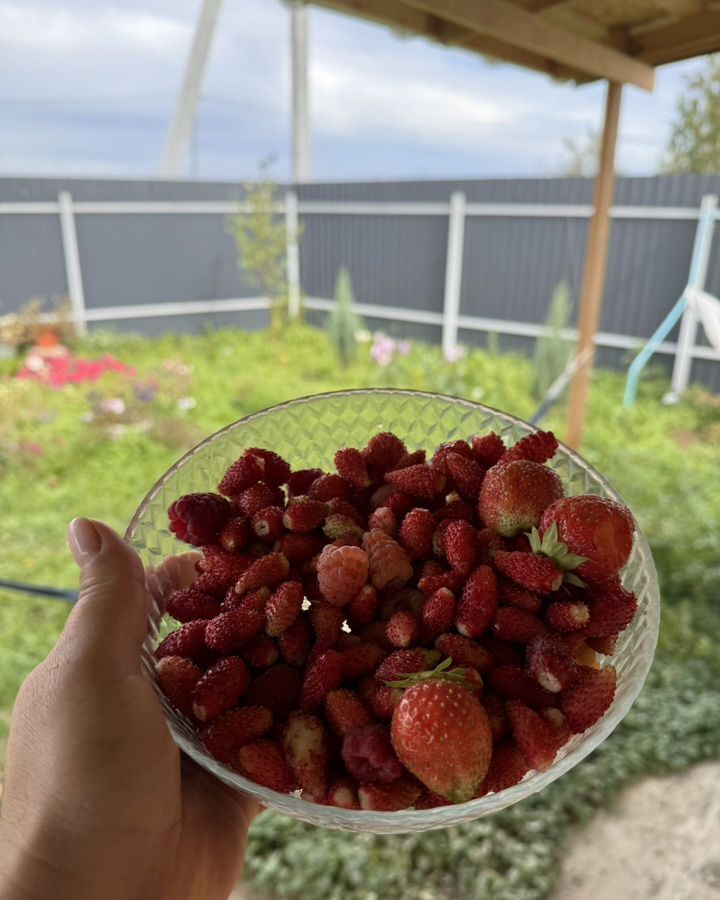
[126,389,660,834]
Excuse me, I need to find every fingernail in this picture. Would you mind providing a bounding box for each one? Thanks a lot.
[68,518,102,562]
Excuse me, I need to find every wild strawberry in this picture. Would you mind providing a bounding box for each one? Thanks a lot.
[368,506,397,535]
[323,777,360,809]
[430,440,473,478]
[443,519,478,575]
[539,496,635,583]
[434,633,494,672]
[481,693,509,742]
[497,579,543,614]
[526,633,578,693]
[238,739,296,793]
[375,648,440,683]
[283,711,329,800]
[340,642,387,681]
[218,455,266,497]
[575,640,600,668]
[462,667,484,695]
[165,585,220,623]
[322,514,364,541]
[446,452,486,499]
[155,656,201,717]
[368,684,403,719]
[502,429,558,465]
[364,530,413,591]
[487,665,555,709]
[244,664,302,717]
[300,649,344,711]
[342,723,403,783]
[506,700,558,771]
[334,447,371,488]
[265,581,304,637]
[435,498,476,521]
[398,449,428,467]
[326,496,364,524]
[492,607,547,642]
[414,788,453,809]
[316,543,369,606]
[201,706,273,765]
[476,526,506,562]
[277,614,311,666]
[234,552,289,595]
[585,579,638,637]
[363,432,407,475]
[308,473,353,502]
[191,656,250,721]
[205,601,266,654]
[251,506,284,544]
[389,664,493,802]
[542,707,573,749]
[325,689,375,737]
[243,635,279,669]
[218,516,252,553]
[168,492,231,547]
[482,635,523,667]
[381,587,424,622]
[358,777,421,811]
[587,634,619,655]
[418,562,463,595]
[287,468,323,497]
[479,460,563,537]
[236,483,285,519]
[471,432,505,467]
[195,548,253,594]
[561,665,617,733]
[546,599,590,633]
[493,551,564,593]
[431,518,452,557]
[221,582,269,612]
[280,498,325,533]
[346,584,379,629]
[479,741,530,795]
[308,602,344,649]
[386,610,420,649]
[421,588,456,641]
[274,533,323,565]
[243,448,291,486]
[385,464,444,501]
[455,565,498,638]
[155,620,207,660]
[381,491,415,519]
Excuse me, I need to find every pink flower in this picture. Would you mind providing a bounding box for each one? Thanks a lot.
[100,397,126,415]
[444,345,466,364]
[371,335,396,367]
[396,340,412,357]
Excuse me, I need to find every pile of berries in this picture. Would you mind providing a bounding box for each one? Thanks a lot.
[155,429,637,811]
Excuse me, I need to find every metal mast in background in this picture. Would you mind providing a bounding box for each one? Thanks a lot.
[291,2,311,182]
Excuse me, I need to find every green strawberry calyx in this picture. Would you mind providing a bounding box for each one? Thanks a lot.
[526,523,588,588]
[385,657,467,689]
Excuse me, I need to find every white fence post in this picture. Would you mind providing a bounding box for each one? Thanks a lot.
[670,193,718,397]
[58,191,88,337]
[285,190,301,320]
[442,191,466,358]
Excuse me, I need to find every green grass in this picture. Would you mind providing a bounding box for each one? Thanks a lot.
[1,324,719,898]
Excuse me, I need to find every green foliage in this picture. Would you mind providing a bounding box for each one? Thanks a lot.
[327,268,363,367]
[663,54,720,173]
[560,127,601,178]
[532,281,574,401]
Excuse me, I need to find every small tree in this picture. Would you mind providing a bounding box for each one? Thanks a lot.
[532,281,574,400]
[663,54,720,173]
[560,128,601,177]
[327,268,363,367]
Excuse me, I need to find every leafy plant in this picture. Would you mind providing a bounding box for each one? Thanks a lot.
[327,268,363,367]
[532,281,574,400]
[663,54,720,174]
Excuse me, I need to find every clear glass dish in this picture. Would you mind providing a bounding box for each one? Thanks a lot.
[126,389,660,834]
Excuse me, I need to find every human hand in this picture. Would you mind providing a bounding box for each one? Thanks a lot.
[0,518,261,900]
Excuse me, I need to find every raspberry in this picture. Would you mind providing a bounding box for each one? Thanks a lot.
[471,433,505,467]
[278,616,312,666]
[497,579,543,614]
[195,548,254,594]
[342,723,403,784]
[434,633,494,673]
[283,711,329,800]
[155,656,201,718]
[165,585,220,623]
[265,581,304,637]
[155,620,207,660]
[357,777,421,811]
[282,498,328,533]
[192,656,250,721]
[300,649,344,711]
[308,602,345,649]
[243,635,279,669]
[481,693,509,742]
[386,610,420,649]
[430,440,473,478]
[346,584,379,629]
[526,633,578,693]
[340,641,386,681]
[168,492,231,546]
[234,552,290,595]
[546,599,590,633]
[287,468,323,497]
[218,516,252,553]
[364,529,413,591]
[375,648,440,683]
[561,665,616,733]
[443,519,478,576]
[385,464,444,501]
[308,473,353,502]
[507,699,559,771]
[363,432,407,474]
[238,739,297,793]
[398,508,436,559]
[585,580,638,637]
[491,607,547,643]
[368,506,397,535]
[201,705,273,765]
[251,506,284,544]
[493,550,563,593]
[204,597,266,654]
[244,664,302,717]
[218,455,266,497]
[455,565,498,638]
[487,665,555,709]
[322,514,364,541]
[502,430,558,465]
[421,588,456,642]
[244,448,291,486]
[323,777,359,809]
[325,689,375,737]
[316,543,369,606]
[236,483,285,519]
[274,533,323,565]
[479,741,530,795]
[334,447,371,488]
[446,452,486,499]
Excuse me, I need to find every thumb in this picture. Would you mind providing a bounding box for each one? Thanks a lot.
[60,518,150,673]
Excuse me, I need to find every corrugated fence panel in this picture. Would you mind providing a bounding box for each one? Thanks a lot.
[0,213,67,312]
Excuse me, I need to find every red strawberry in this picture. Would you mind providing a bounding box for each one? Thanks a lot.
[358,777,421,811]
[265,581,304,636]
[493,551,563,593]
[471,432,505,467]
[192,656,250,721]
[236,483,285,519]
[434,633,494,673]
[282,498,327,533]
[155,656,201,717]
[342,723,404,784]
[561,665,617,733]
[218,455,266,497]
[316,543,369,606]
[446,452,486,499]
[487,665,555,709]
[243,635,279,669]
[479,460,563,537]
[363,432,407,474]
[546,599,590,633]
[526,633,578,693]
[368,506,397,536]
[502,430,558,465]
[308,602,345,649]
[421,588,456,641]
[390,668,493,802]
[492,607,547,643]
[539,496,635,583]
[375,648,440,683]
[166,585,220,623]
[443,519,478,576]
[385,464,444,501]
[244,664,302,717]
[431,440,473,478]
[308,473,353,502]
[325,689,376,737]
[275,533,324,565]
[346,584,379,629]
[155,620,207,660]
[585,579,638,637]
[283,711,329,800]
[506,700,558,771]
[340,642,386,681]
[238,739,296,793]
[168,492,232,546]
[287,468,324,498]
[219,516,252,553]
[479,741,530,795]
[481,693,509,742]
[497,579,543,614]
[300,649,344,711]
[364,530,413,591]
[386,610,420,649]
[251,506,284,544]
[201,706,273,765]
[323,777,360,809]
[334,447,371,488]
[234,552,290,596]
[455,565,498,638]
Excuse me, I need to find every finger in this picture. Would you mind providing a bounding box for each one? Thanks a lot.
[59,518,150,673]
[146,552,202,611]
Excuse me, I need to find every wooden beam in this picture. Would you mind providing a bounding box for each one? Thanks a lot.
[631,10,720,64]
[524,0,572,10]
[565,82,623,450]
[311,0,449,39]
[399,0,655,89]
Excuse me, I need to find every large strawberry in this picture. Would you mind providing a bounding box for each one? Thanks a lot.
[478,460,563,537]
[539,495,634,583]
[389,660,493,802]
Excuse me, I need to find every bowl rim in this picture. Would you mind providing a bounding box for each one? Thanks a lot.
[126,388,661,832]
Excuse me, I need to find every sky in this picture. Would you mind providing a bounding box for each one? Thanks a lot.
[0,0,708,182]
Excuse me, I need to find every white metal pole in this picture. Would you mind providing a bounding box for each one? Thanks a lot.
[442,191,466,358]
[670,193,718,397]
[58,191,87,337]
[291,2,311,183]
[285,190,301,319]
[160,0,224,177]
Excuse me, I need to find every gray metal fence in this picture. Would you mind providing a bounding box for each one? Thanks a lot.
[1,174,720,391]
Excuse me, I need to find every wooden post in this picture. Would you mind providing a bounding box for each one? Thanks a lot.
[565,81,623,449]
